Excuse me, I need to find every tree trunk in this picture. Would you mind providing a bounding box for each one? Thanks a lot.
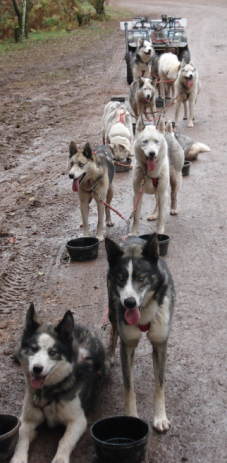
[21,0,27,40]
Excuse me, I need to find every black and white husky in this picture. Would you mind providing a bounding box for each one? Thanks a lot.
[11,304,106,463]
[105,234,175,432]
[131,39,155,82]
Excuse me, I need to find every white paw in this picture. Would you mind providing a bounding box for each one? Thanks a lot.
[96,234,104,241]
[147,215,158,221]
[153,415,170,432]
[187,121,194,128]
[170,209,178,216]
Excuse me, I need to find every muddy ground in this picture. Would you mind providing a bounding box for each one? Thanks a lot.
[0,0,226,462]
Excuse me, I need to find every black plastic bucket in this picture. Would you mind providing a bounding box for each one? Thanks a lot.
[140,233,170,257]
[66,237,99,261]
[182,160,191,176]
[0,414,20,462]
[90,416,149,463]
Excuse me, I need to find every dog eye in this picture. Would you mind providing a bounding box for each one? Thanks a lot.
[49,348,58,357]
[117,274,126,283]
[27,345,38,354]
[154,139,159,144]
[78,162,85,168]
[143,140,148,144]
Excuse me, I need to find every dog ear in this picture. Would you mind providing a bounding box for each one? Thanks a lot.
[69,141,77,158]
[23,303,40,336]
[55,311,74,341]
[142,233,159,263]
[138,77,144,88]
[105,237,123,267]
[83,142,93,159]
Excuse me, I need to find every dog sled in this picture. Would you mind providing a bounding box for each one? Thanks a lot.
[121,15,190,85]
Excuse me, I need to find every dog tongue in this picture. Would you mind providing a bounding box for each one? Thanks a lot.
[124,308,140,325]
[72,179,79,192]
[31,377,45,389]
[186,80,193,88]
[147,160,156,171]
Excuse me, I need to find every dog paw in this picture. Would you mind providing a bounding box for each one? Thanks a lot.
[187,121,194,128]
[170,209,178,216]
[106,221,114,227]
[96,234,104,241]
[183,116,187,120]
[153,416,170,432]
[147,215,158,221]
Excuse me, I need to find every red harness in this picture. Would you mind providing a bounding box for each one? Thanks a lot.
[151,177,159,188]
[118,111,126,124]
[138,322,151,332]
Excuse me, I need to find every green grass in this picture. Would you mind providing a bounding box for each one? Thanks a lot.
[0,5,132,55]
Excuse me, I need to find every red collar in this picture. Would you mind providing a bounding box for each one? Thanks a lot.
[118,112,126,124]
[138,322,151,332]
[152,177,159,188]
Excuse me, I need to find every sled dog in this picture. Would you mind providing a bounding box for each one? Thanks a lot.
[69,142,114,241]
[11,304,106,463]
[105,234,175,431]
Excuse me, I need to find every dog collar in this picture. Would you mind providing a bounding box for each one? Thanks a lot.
[152,177,159,188]
[146,175,159,188]
[138,322,151,332]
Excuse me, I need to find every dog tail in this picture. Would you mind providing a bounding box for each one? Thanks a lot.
[187,142,211,160]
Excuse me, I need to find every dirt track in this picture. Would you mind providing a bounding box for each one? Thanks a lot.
[0,0,226,462]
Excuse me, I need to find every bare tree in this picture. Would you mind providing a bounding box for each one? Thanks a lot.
[11,0,33,41]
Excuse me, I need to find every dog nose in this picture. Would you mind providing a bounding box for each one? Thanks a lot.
[33,365,43,376]
[148,151,155,159]
[69,173,74,179]
[124,297,137,309]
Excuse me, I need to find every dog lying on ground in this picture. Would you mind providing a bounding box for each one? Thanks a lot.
[175,62,200,127]
[158,52,181,100]
[131,39,155,81]
[129,77,156,120]
[131,117,169,235]
[102,100,133,162]
[69,142,114,241]
[174,130,210,160]
[11,304,106,463]
[105,234,175,431]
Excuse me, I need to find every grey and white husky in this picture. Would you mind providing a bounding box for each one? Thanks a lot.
[174,130,210,161]
[129,77,156,120]
[11,304,106,463]
[105,234,175,431]
[69,142,115,241]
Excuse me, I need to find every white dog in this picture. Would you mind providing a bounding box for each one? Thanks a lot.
[175,62,200,127]
[131,118,169,235]
[158,52,181,100]
[102,101,133,161]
